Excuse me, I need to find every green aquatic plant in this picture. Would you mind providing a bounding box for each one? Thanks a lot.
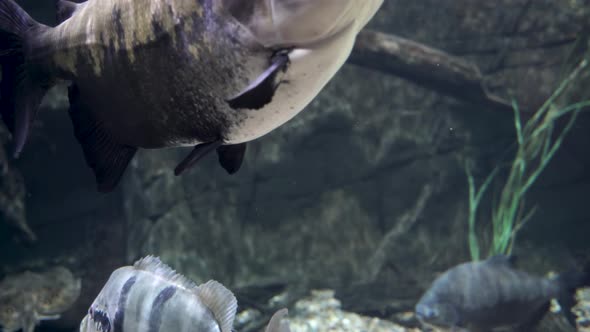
[466,59,590,261]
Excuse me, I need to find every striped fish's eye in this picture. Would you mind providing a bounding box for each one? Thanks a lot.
[89,306,111,332]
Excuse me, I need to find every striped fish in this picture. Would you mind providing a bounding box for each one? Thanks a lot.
[80,256,291,332]
[79,256,237,332]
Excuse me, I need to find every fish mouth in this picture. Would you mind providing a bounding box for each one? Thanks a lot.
[415,303,436,321]
[79,315,89,330]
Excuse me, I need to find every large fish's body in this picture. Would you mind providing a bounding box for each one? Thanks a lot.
[0,0,383,192]
[415,255,590,332]
[79,256,289,332]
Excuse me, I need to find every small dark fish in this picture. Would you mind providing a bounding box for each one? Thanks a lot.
[79,255,290,332]
[415,255,590,332]
[0,0,383,192]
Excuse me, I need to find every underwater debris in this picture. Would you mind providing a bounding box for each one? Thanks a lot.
[0,266,81,332]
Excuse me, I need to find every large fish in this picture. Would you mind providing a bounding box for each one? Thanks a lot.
[79,255,289,332]
[415,255,590,332]
[0,0,383,192]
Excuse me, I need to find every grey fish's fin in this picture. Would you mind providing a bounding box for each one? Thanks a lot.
[0,0,51,158]
[265,308,291,332]
[197,280,237,332]
[484,254,517,267]
[133,255,198,289]
[226,50,290,110]
[68,84,137,193]
[514,301,549,332]
[174,140,223,176]
[55,0,83,23]
[217,143,247,174]
[555,262,590,327]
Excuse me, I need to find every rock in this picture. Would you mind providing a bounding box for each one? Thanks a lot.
[576,288,590,332]
[0,125,33,243]
[288,289,414,332]
[0,266,81,332]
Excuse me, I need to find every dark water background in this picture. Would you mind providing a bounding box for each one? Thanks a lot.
[1,1,589,331]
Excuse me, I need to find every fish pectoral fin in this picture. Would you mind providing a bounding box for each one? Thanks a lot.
[265,309,291,332]
[67,84,137,193]
[216,143,247,174]
[174,140,223,176]
[226,50,290,110]
[197,280,237,332]
[55,0,83,23]
[514,302,549,332]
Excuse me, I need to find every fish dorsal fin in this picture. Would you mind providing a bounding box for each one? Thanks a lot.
[197,280,237,332]
[265,308,291,332]
[485,254,517,267]
[56,0,83,23]
[133,256,197,290]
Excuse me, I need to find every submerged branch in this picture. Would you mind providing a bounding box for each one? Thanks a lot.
[349,30,516,112]
[364,184,433,282]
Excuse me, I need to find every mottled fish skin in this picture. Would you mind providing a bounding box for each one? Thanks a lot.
[80,256,237,332]
[30,0,384,148]
[415,255,560,331]
[0,0,383,191]
[34,0,262,148]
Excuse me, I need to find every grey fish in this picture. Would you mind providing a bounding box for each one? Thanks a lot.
[415,255,590,332]
[0,0,383,192]
[79,255,290,332]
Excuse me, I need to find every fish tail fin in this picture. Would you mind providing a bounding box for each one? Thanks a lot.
[556,263,590,327]
[0,0,50,157]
